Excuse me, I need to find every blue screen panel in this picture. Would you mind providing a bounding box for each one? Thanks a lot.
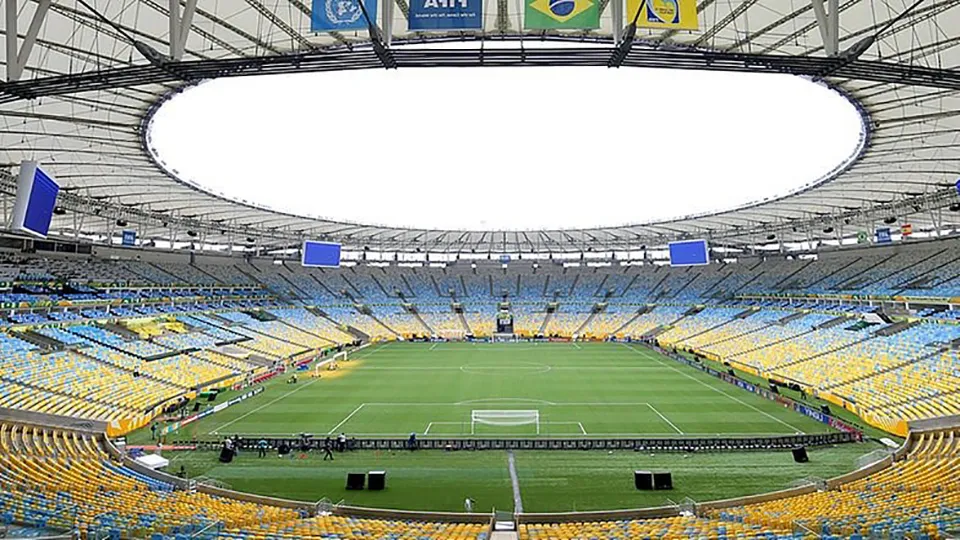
[302,241,342,267]
[668,239,709,267]
[23,168,59,237]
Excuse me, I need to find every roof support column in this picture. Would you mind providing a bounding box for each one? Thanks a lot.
[810,0,839,56]
[929,207,943,237]
[5,0,18,82]
[106,215,116,246]
[168,0,197,61]
[611,0,623,46]
[4,0,50,82]
[381,0,394,46]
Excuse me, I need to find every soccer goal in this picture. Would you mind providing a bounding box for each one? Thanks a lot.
[471,410,540,434]
[315,350,348,377]
[436,329,465,341]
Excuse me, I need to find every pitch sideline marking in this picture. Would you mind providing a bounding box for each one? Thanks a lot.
[328,403,366,434]
[208,378,320,435]
[207,345,390,435]
[507,450,524,513]
[621,343,807,434]
[578,422,587,435]
[647,403,683,434]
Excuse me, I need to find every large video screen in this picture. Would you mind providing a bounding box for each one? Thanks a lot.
[302,241,342,267]
[12,161,59,238]
[668,239,709,267]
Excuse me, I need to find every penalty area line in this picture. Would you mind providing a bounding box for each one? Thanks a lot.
[208,378,320,435]
[328,403,366,434]
[647,403,683,434]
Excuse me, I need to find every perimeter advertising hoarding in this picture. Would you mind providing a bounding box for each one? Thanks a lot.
[409,0,483,30]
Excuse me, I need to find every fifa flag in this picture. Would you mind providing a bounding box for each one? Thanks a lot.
[876,228,891,244]
[524,0,599,29]
[625,0,698,30]
[409,0,483,30]
[311,0,377,32]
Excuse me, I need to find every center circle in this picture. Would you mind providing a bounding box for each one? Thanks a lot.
[460,362,551,375]
[146,62,866,231]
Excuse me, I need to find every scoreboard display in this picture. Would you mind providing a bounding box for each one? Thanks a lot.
[668,239,709,267]
[301,241,342,268]
[12,161,59,238]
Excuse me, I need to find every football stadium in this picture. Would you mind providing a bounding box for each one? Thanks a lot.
[1,0,960,538]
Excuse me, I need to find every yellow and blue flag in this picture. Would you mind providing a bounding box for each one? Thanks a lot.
[626,0,698,30]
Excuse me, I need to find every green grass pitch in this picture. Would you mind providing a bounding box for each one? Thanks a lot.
[157,342,881,512]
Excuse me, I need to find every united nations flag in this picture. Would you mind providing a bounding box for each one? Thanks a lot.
[311,0,378,32]
[524,0,599,29]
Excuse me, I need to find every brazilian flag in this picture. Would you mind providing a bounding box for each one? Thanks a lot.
[524,0,599,29]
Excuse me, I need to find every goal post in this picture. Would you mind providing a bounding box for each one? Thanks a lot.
[315,350,348,377]
[436,329,465,340]
[471,410,540,435]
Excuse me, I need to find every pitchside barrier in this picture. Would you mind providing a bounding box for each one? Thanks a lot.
[183,432,856,453]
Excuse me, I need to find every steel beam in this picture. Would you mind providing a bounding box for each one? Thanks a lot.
[4,0,16,82]
[168,0,198,61]
[810,0,839,56]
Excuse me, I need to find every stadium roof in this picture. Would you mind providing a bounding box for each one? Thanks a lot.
[1,0,959,254]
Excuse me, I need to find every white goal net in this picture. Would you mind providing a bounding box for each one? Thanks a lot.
[315,351,348,377]
[471,410,540,434]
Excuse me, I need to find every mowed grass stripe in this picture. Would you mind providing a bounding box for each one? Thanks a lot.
[186,342,828,439]
[165,341,879,513]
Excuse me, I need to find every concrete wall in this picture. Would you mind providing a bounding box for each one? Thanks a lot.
[0,407,106,433]
[334,505,493,524]
[517,505,678,524]
[908,414,960,433]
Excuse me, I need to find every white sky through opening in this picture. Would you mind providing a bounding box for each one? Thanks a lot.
[147,66,865,231]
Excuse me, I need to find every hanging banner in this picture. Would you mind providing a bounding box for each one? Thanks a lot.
[901,223,913,237]
[524,0,599,29]
[122,230,136,247]
[875,227,891,244]
[625,0,698,30]
[409,0,483,30]
[856,231,868,244]
[311,0,378,31]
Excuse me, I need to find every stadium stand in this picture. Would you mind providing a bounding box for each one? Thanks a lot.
[3,418,956,539]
